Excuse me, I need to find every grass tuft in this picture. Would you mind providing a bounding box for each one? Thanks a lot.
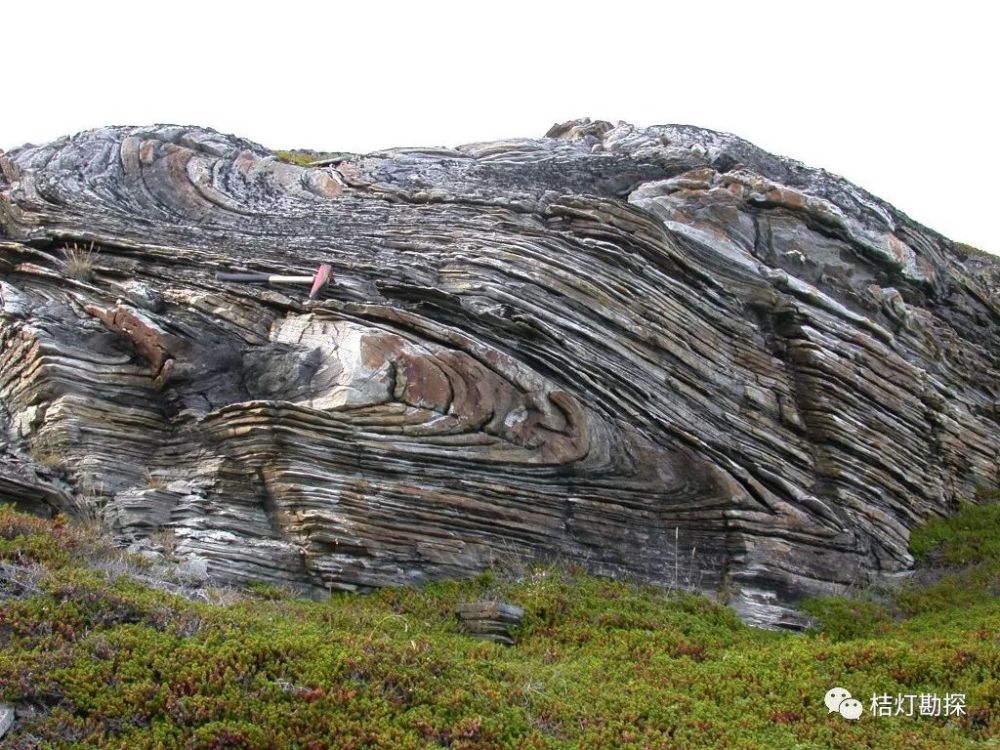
[61,241,98,281]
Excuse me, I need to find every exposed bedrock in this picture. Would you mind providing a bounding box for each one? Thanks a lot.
[0,119,997,627]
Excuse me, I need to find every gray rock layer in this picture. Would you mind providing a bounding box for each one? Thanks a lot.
[0,703,13,740]
[1,119,997,627]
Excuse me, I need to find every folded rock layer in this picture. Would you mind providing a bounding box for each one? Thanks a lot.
[0,119,997,626]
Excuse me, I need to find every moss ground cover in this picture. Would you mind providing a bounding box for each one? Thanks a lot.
[0,500,998,749]
[272,150,339,167]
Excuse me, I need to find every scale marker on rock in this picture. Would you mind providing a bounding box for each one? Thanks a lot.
[216,263,332,298]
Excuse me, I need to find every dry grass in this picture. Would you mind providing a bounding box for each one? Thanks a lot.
[143,470,171,490]
[148,527,178,560]
[29,429,63,468]
[61,241,98,281]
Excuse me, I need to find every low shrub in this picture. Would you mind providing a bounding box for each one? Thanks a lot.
[0,502,997,748]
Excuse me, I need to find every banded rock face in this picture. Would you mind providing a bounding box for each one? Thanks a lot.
[0,119,997,627]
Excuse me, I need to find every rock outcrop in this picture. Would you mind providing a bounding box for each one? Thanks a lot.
[0,119,997,627]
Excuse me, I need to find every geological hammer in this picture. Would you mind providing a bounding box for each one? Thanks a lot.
[215,263,332,298]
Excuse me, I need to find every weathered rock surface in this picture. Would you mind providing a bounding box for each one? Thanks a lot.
[0,702,14,740]
[456,601,525,646]
[0,119,997,627]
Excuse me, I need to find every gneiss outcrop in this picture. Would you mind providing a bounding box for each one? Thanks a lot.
[0,119,997,627]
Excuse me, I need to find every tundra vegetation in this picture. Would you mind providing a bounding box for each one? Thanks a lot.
[0,495,998,749]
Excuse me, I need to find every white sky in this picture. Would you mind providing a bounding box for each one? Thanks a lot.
[4,1,996,252]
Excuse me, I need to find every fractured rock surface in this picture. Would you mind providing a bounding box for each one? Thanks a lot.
[0,119,997,626]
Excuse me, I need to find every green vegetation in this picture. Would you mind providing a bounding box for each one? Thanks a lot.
[909,500,1000,565]
[955,242,997,260]
[273,150,339,167]
[1,499,998,749]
